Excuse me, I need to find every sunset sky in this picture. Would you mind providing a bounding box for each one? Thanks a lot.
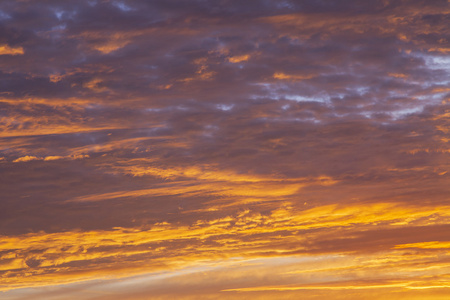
[1,0,450,299]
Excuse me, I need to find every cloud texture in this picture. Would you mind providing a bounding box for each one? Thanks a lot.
[1,0,450,299]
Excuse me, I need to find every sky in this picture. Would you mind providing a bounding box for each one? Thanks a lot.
[0,0,449,299]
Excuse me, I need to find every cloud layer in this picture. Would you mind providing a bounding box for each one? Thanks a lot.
[1,0,449,299]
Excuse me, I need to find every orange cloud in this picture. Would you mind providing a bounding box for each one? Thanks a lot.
[228,54,250,63]
[2,202,450,291]
[11,155,90,163]
[393,241,450,250]
[83,78,109,92]
[273,72,314,80]
[12,155,40,162]
[428,47,450,53]
[0,44,24,55]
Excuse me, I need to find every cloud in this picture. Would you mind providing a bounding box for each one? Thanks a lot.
[12,155,39,162]
[0,44,23,55]
[0,0,449,298]
[1,202,450,292]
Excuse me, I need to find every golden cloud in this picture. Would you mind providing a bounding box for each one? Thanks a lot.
[0,44,24,55]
